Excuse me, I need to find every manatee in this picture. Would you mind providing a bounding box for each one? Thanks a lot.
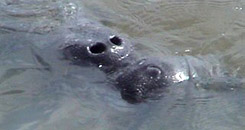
[62,32,240,104]
[2,1,245,130]
[58,3,240,104]
[60,21,241,103]
[62,30,242,103]
[115,56,221,103]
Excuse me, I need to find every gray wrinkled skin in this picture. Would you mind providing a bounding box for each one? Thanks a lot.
[59,20,239,104]
[1,1,245,130]
[115,55,233,103]
[63,29,239,104]
[0,0,239,105]
[59,12,239,103]
[60,22,134,72]
[58,13,233,103]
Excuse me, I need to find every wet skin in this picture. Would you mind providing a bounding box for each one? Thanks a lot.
[61,23,134,73]
[60,21,231,104]
[114,56,217,103]
[61,30,196,103]
[115,58,171,103]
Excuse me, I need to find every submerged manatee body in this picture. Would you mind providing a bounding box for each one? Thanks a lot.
[59,3,239,104]
[61,19,236,103]
[115,56,226,103]
[2,1,245,130]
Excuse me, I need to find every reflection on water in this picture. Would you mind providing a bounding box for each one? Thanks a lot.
[0,0,245,130]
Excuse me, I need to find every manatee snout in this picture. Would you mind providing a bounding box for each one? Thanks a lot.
[62,34,133,72]
[116,59,170,103]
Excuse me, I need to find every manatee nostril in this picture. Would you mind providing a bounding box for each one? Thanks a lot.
[89,42,107,54]
[109,35,122,46]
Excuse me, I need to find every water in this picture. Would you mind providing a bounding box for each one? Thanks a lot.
[0,0,245,130]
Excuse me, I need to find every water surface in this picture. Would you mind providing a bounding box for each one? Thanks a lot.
[0,0,245,130]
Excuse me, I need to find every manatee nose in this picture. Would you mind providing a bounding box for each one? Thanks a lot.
[121,89,143,103]
[88,42,107,54]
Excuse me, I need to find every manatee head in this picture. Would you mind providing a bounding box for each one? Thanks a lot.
[61,24,134,72]
[115,58,171,103]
